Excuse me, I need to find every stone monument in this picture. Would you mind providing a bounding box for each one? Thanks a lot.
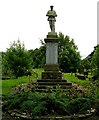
[37,6,72,90]
[42,5,62,80]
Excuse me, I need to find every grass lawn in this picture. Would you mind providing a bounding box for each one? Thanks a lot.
[64,73,91,87]
[2,69,43,95]
[2,76,34,95]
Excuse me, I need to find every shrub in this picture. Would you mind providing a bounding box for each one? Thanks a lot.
[32,101,47,116]
[2,84,98,117]
[2,40,33,78]
[67,98,92,114]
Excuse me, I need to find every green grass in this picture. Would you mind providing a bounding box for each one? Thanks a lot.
[2,76,33,95]
[1,76,32,95]
[64,73,91,87]
[2,69,44,95]
[33,68,43,77]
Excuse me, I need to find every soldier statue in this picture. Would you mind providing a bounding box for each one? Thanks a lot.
[46,6,57,32]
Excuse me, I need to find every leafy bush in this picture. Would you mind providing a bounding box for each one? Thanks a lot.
[91,45,99,78]
[2,83,98,117]
[67,98,92,114]
[2,91,28,111]
[2,40,33,78]
[32,101,47,116]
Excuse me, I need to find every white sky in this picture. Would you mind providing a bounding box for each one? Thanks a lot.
[0,0,98,59]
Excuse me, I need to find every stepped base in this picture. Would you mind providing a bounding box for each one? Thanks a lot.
[35,60,72,91]
[36,78,72,92]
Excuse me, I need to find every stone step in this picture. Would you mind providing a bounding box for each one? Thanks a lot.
[37,84,72,89]
[36,89,69,92]
[37,82,72,85]
[37,79,67,82]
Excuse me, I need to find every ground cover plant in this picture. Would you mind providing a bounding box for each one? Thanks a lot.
[2,83,98,117]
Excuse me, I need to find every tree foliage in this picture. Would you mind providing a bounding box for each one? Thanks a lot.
[78,59,91,74]
[3,40,33,78]
[58,33,81,72]
[80,45,99,75]
[91,45,99,77]
[29,44,46,68]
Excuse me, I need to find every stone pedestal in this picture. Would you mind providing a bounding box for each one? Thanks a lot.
[42,32,62,80]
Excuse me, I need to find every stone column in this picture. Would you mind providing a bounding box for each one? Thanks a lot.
[42,32,62,80]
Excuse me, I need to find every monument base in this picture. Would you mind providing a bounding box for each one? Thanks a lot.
[42,64,62,80]
[42,71,62,80]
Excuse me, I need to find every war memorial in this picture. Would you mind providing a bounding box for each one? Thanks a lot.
[36,6,72,91]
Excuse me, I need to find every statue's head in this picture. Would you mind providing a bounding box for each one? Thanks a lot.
[50,5,54,10]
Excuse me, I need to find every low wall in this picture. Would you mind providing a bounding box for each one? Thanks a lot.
[2,112,98,120]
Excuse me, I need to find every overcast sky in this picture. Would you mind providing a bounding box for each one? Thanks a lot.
[0,0,98,59]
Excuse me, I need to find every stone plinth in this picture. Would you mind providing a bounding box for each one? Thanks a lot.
[42,32,62,80]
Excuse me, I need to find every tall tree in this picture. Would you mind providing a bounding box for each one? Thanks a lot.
[3,40,33,78]
[79,59,91,74]
[58,32,81,72]
[91,45,99,77]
